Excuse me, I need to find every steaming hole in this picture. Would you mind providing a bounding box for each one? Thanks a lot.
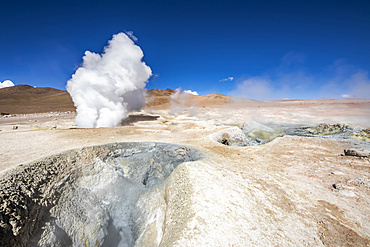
[0,142,202,247]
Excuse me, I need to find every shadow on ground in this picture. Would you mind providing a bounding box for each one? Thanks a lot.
[120,114,159,126]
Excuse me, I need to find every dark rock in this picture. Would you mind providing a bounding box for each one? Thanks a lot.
[344,149,370,158]
[333,184,342,189]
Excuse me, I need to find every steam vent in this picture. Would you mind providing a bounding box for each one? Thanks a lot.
[0,142,202,246]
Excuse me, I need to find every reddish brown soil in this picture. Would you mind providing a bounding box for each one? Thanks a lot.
[0,85,75,114]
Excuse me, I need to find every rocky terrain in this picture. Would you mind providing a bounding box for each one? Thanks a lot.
[0,142,202,246]
[0,86,369,246]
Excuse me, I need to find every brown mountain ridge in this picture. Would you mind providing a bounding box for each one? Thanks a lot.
[0,85,75,114]
[0,85,238,114]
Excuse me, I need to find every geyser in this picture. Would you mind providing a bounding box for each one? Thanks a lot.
[66,32,152,128]
[0,142,202,246]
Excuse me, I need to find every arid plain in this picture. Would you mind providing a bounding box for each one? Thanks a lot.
[1,85,369,246]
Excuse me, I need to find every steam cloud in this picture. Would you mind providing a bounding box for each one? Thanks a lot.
[0,80,14,88]
[170,88,199,116]
[66,32,152,128]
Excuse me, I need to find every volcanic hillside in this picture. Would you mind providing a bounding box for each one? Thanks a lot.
[0,85,75,114]
[0,85,242,115]
[4,85,366,122]
[146,88,243,110]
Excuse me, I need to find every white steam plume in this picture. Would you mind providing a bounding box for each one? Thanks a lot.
[66,32,152,128]
[170,88,199,116]
[0,80,14,88]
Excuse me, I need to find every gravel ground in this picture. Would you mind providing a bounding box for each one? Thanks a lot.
[0,100,369,246]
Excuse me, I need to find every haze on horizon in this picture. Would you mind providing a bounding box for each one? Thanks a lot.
[1,0,369,100]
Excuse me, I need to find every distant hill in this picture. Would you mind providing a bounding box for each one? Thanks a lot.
[146,88,252,109]
[0,85,248,114]
[0,85,75,114]
[147,88,176,96]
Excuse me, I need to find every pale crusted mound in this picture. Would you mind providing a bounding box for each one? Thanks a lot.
[2,137,369,246]
[0,142,202,246]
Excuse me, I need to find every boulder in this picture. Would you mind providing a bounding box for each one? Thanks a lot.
[344,149,370,158]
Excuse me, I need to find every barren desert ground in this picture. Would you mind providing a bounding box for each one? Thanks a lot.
[1,86,370,246]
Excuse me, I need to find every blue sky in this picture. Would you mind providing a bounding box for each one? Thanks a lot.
[1,0,369,100]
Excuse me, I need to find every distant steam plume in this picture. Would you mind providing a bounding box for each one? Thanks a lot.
[66,32,152,128]
[170,88,199,116]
